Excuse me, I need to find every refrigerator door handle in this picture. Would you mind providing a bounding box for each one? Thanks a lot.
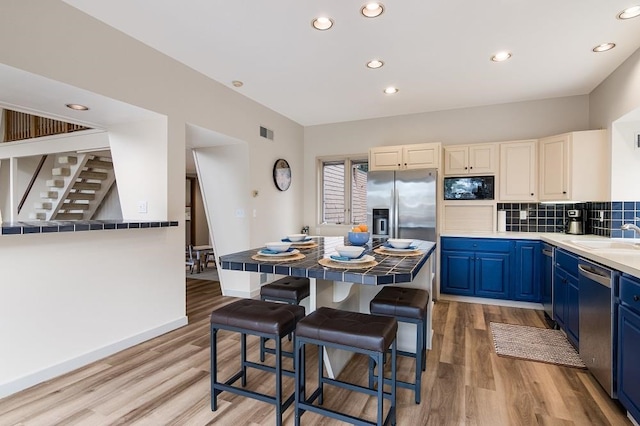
[394,187,400,238]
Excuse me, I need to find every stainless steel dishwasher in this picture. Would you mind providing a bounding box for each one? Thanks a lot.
[578,258,619,398]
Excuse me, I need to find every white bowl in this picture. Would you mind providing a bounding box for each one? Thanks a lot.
[336,245,365,258]
[287,234,307,242]
[265,241,291,252]
[387,239,413,249]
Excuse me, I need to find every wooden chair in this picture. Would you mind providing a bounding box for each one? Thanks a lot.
[186,245,198,274]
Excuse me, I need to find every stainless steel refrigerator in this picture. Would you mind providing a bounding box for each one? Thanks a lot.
[367,169,437,242]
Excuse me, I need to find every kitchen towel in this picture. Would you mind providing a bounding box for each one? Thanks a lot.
[498,210,507,232]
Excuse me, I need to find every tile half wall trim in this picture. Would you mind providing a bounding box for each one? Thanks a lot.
[1,220,179,236]
[497,201,640,238]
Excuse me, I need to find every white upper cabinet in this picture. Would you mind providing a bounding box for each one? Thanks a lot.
[499,140,538,202]
[369,142,440,171]
[444,143,497,175]
[538,130,608,202]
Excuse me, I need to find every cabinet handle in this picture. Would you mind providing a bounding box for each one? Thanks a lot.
[634,295,639,302]
[531,193,534,196]
[404,163,407,166]
[470,166,473,169]
[562,191,567,194]
[397,163,401,167]
[464,166,468,170]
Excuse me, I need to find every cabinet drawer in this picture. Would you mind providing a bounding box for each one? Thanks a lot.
[441,237,510,253]
[621,275,640,315]
[555,249,578,277]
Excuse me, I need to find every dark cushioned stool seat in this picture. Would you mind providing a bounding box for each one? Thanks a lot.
[259,277,310,361]
[296,307,397,353]
[260,276,310,304]
[210,299,305,426]
[369,286,430,404]
[294,307,398,426]
[370,286,429,320]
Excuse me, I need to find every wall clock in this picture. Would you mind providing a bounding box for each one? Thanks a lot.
[273,159,291,191]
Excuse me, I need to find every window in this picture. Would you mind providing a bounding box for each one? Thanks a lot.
[320,157,368,224]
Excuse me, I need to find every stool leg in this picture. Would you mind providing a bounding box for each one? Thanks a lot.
[210,327,218,411]
[368,356,375,389]
[422,315,427,371]
[260,336,267,362]
[317,344,324,405]
[241,333,247,387]
[294,338,305,426]
[391,339,397,426]
[275,335,282,426]
[376,351,384,426]
[415,320,424,404]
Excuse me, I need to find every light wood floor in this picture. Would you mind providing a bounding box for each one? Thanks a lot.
[0,278,630,425]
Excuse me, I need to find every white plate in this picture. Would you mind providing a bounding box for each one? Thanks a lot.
[381,245,418,253]
[258,249,300,257]
[329,254,375,264]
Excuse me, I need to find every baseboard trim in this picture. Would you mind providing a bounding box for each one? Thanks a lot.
[222,288,254,299]
[438,294,544,310]
[0,316,188,399]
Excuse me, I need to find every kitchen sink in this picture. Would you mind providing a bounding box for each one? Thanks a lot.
[569,240,640,251]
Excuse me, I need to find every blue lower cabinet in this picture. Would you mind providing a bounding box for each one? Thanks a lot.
[553,267,567,328]
[619,305,640,422]
[552,249,580,348]
[566,275,580,347]
[440,250,474,296]
[618,274,640,422]
[475,253,510,299]
[513,241,542,302]
[440,237,511,300]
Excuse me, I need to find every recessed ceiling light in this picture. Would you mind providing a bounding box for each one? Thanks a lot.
[593,43,616,52]
[366,59,384,69]
[312,17,334,30]
[65,103,89,111]
[362,2,384,18]
[232,80,243,87]
[491,51,512,62]
[384,87,398,94]
[618,5,640,19]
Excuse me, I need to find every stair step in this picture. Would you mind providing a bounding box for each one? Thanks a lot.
[86,159,113,169]
[52,167,70,177]
[29,212,46,220]
[66,192,95,200]
[55,213,84,220]
[61,203,90,211]
[72,182,101,190]
[58,156,78,165]
[79,171,108,180]
[46,179,64,188]
[34,202,52,210]
[40,191,59,199]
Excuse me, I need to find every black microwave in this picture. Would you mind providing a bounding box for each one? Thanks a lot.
[444,176,495,200]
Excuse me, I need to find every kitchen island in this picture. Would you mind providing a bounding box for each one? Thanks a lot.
[220,236,436,377]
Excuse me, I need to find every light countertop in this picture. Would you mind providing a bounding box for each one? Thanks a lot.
[441,231,640,278]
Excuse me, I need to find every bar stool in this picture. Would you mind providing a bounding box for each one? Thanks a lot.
[369,286,429,404]
[294,307,397,426]
[259,276,310,361]
[210,299,305,426]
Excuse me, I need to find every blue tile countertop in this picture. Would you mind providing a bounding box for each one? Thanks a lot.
[1,220,179,236]
[220,236,437,285]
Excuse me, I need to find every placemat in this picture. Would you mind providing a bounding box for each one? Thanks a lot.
[374,247,423,257]
[291,241,319,249]
[318,257,378,269]
[251,253,306,262]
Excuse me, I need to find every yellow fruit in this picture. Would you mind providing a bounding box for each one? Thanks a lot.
[358,224,368,232]
[351,227,362,232]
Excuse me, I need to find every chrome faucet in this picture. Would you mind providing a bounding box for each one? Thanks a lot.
[621,222,640,235]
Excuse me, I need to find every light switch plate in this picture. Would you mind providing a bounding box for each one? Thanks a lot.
[138,201,148,214]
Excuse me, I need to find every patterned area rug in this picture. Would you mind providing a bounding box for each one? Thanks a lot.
[490,322,586,369]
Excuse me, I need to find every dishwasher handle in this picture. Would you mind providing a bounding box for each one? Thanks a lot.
[578,264,612,288]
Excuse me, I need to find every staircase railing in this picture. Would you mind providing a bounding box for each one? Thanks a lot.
[17,154,48,214]
[3,109,89,143]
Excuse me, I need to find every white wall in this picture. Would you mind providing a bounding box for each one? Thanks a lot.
[303,95,590,231]
[589,47,640,201]
[0,0,303,397]
[109,118,169,220]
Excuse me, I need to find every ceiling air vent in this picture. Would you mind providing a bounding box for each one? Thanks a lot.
[259,126,274,140]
